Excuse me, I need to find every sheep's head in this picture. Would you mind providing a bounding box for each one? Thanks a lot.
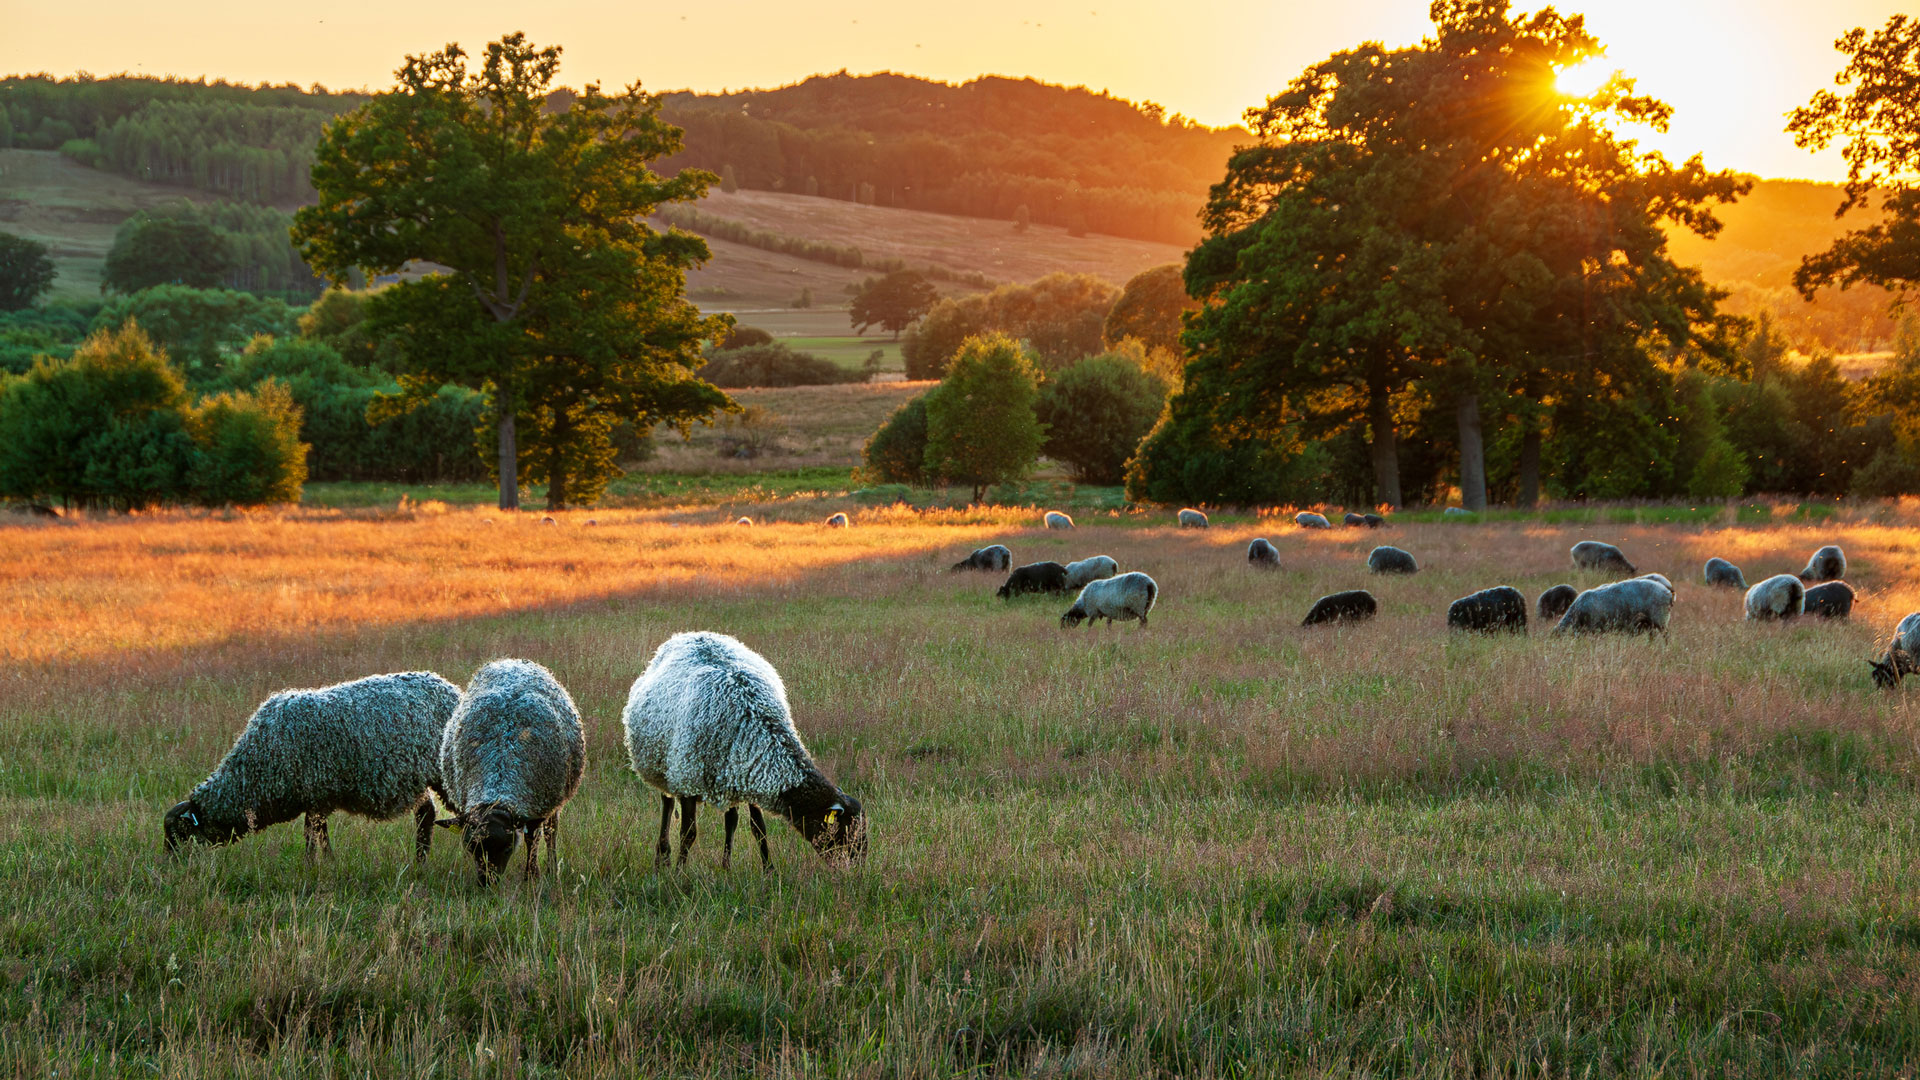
[440,804,518,884]
[1061,605,1089,629]
[164,800,241,854]
[995,583,1013,600]
[782,780,868,864]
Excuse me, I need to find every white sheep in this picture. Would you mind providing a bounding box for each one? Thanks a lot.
[437,660,586,885]
[1638,573,1673,594]
[1570,541,1636,574]
[1177,508,1209,528]
[1703,558,1746,589]
[1551,579,1672,635]
[1061,571,1158,628]
[164,672,460,860]
[1797,545,1846,582]
[1247,537,1280,567]
[735,516,753,527]
[1367,545,1418,574]
[825,512,850,528]
[1045,511,1074,530]
[623,632,865,868]
[1745,574,1805,622]
[1063,555,1119,590]
[1294,512,1331,529]
[1871,612,1920,688]
[951,545,1012,572]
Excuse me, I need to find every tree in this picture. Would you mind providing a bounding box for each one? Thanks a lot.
[294,33,730,510]
[91,285,298,383]
[0,232,56,311]
[100,217,232,294]
[849,270,937,338]
[860,393,929,484]
[1012,204,1030,232]
[1035,352,1168,484]
[720,164,740,194]
[922,334,1045,502]
[1102,264,1196,355]
[900,271,1119,378]
[1789,16,1920,302]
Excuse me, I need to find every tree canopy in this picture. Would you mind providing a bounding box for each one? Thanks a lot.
[849,270,937,338]
[923,334,1046,502]
[0,232,55,311]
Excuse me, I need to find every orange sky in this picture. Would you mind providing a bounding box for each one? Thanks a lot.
[3,0,1908,182]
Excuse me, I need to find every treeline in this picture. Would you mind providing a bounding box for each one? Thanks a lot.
[651,203,997,288]
[107,201,324,298]
[654,73,1241,245]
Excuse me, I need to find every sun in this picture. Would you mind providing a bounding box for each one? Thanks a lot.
[1554,59,1614,98]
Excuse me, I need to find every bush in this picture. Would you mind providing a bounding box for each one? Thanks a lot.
[699,343,862,387]
[186,380,308,506]
[1124,385,1329,506]
[860,394,930,484]
[0,231,57,311]
[0,302,95,374]
[93,286,299,384]
[1036,352,1168,484]
[720,325,774,350]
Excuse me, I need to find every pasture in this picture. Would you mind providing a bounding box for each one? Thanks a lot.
[5,504,1920,1075]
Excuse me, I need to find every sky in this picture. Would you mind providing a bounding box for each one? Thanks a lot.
[3,0,1908,182]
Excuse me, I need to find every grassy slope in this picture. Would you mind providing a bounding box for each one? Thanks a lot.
[0,149,223,301]
[4,507,1920,1073]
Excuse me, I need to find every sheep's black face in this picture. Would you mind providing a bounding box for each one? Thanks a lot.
[164,800,239,854]
[799,794,867,864]
[1871,659,1900,689]
[995,585,1012,599]
[1061,608,1087,629]
[443,807,519,883]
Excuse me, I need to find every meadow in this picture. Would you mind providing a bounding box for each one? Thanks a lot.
[6,502,1920,1076]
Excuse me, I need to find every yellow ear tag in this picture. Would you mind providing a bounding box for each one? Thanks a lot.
[825,809,840,826]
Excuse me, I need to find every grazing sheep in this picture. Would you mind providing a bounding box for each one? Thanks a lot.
[1443,507,1472,517]
[1536,584,1579,621]
[1797,545,1847,583]
[1294,512,1331,529]
[996,561,1070,599]
[1061,572,1158,629]
[1803,581,1855,619]
[1178,508,1209,529]
[1703,557,1746,589]
[541,516,557,526]
[825,512,850,528]
[1552,579,1672,636]
[1045,511,1074,530]
[1247,538,1280,568]
[584,519,598,527]
[623,631,865,868]
[1063,555,1120,590]
[164,672,460,860]
[735,517,753,527]
[1745,574,1806,622]
[1870,612,1920,688]
[1367,545,1419,575]
[1638,573,1674,594]
[1302,590,1378,626]
[437,660,586,885]
[1343,512,1366,527]
[951,545,1013,572]
[1362,514,1385,528]
[1448,586,1528,633]
[1570,541,1637,575]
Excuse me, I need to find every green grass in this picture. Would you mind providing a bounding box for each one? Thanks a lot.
[302,467,863,509]
[783,334,904,372]
[8,512,1920,1073]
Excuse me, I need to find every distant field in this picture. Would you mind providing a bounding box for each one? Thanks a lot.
[7,504,1920,1072]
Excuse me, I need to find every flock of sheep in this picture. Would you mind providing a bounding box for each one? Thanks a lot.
[165,632,866,883]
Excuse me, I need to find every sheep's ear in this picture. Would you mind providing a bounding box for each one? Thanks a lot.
[436,817,463,831]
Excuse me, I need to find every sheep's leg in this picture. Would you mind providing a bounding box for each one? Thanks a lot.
[655,794,674,868]
[413,802,435,863]
[749,805,771,869]
[544,814,558,867]
[305,812,330,857]
[722,806,738,870]
[523,822,542,881]
[677,796,699,866]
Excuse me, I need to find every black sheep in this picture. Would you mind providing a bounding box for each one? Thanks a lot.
[996,561,1069,599]
[1247,537,1280,568]
[1302,590,1377,626]
[1537,584,1578,621]
[1362,514,1385,528]
[1343,512,1366,526]
[1803,581,1855,619]
[1448,586,1528,633]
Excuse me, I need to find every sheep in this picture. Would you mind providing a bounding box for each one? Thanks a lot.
[1551,579,1672,636]
[541,516,558,526]
[1294,512,1331,529]
[584,519,598,527]
[735,517,753,527]
[1703,558,1746,589]
[1045,511,1074,530]
[164,672,459,860]
[1447,586,1528,633]
[1570,541,1637,575]
[996,561,1069,599]
[1536,584,1578,621]
[1745,574,1805,622]
[1343,512,1366,526]
[1443,507,1472,517]
[1638,573,1674,594]
[1362,514,1386,528]
[1063,555,1119,590]
[1178,508,1209,529]
[951,545,1012,572]
[1803,581,1855,619]
[825,512,850,528]
[436,660,586,885]
[1247,537,1280,568]
[1302,590,1377,626]
[1061,572,1158,628]
[1367,545,1418,575]
[1870,613,1920,688]
[1797,545,1847,583]
[623,631,865,868]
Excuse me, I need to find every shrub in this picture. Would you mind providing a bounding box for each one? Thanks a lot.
[186,380,309,506]
[860,394,929,484]
[1124,386,1329,506]
[720,325,774,350]
[1036,352,1168,484]
[93,286,299,384]
[699,343,861,387]
[714,405,787,459]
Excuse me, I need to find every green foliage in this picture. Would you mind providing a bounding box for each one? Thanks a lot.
[92,286,299,383]
[0,324,302,509]
[100,217,232,294]
[104,202,322,298]
[0,302,95,374]
[699,343,862,388]
[720,325,773,350]
[860,393,929,485]
[0,231,57,311]
[901,272,1118,378]
[1124,386,1329,506]
[1672,370,1750,498]
[850,270,938,337]
[1035,352,1168,484]
[1102,264,1193,354]
[922,334,1045,501]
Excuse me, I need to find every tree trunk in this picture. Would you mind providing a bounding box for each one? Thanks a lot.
[1367,384,1402,509]
[1517,423,1542,509]
[546,410,570,510]
[1456,393,1487,511]
[496,388,519,512]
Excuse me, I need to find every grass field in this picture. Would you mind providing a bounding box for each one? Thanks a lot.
[7,502,1920,1074]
